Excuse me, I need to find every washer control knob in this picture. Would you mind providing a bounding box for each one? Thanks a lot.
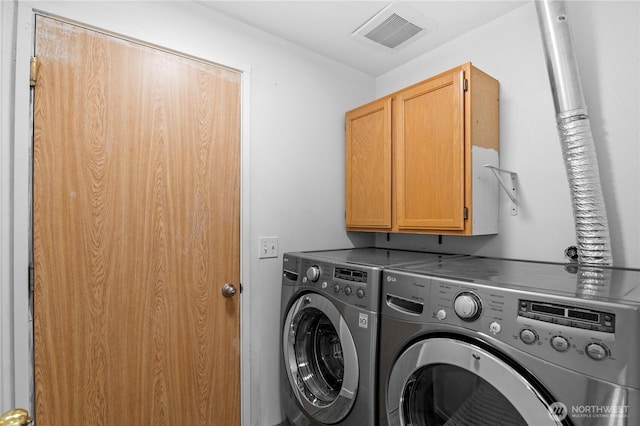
[306,266,321,282]
[437,309,447,320]
[551,335,570,352]
[333,284,341,293]
[344,286,352,296]
[454,292,482,321]
[356,288,365,298]
[519,329,538,345]
[585,342,608,361]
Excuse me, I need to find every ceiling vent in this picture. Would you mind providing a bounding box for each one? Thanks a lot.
[352,2,435,51]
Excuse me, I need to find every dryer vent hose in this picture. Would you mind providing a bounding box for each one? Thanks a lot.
[535,0,612,267]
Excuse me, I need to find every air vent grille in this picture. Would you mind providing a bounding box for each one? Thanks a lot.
[364,14,424,49]
[352,2,434,51]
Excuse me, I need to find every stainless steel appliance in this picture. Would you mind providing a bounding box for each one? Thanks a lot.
[378,256,640,425]
[280,248,458,425]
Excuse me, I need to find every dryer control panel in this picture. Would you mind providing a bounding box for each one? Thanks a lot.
[381,269,640,389]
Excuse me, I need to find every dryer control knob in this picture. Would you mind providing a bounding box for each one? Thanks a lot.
[585,342,608,360]
[551,335,570,352]
[454,292,482,321]
[519,328,538,345]
[306,266,321,282]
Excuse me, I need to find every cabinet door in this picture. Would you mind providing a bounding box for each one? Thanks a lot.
[395,70,465,230]
[345,98,392,229]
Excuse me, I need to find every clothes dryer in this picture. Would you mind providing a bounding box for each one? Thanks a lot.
[280,248,458,426]
[379,256,640,426]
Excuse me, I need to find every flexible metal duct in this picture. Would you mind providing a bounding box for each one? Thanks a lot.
[535,0,612,267]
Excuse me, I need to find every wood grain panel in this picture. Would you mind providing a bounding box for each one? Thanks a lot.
[33,16,240,425]
[468,65,500,151]
[345,98,392,229]
[395,70,465,230]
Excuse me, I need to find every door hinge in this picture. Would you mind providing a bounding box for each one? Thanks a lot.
[463,207,469,220]
[29,263,34,293]
[30,56,38,87]
[463,78,468,92]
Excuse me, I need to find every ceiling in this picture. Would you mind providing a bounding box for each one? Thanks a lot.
[197,1,529,76]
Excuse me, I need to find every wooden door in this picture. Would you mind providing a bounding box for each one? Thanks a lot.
[395,70,465,231]
[33,16,241,425]
[345,98,392,230]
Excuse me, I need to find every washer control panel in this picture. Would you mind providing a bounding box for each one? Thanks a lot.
[283,253,380,311]
[381,269,639,387]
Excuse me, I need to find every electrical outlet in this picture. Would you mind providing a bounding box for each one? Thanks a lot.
[259,237,279,259]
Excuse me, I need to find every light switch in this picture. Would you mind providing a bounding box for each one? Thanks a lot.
[259,237,278,259]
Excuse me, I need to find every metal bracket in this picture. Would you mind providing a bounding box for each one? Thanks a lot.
[483,164,518,216]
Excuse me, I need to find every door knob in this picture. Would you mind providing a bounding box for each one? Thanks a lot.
[221,283,238,298]
[0,408,32,426]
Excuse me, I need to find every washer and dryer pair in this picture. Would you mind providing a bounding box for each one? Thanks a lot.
[281,250,640,425]
[279,248,456,426]
[378,256,640,426]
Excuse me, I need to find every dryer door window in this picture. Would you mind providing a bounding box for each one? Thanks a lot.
[402,364,526,425]
[387,337,565,426]
[283,293,359,424]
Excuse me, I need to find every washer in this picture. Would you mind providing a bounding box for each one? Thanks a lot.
[378,256,640,426]
[280,248,458,426]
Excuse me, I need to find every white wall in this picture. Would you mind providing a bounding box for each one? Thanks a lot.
[2,1,374,424]
[374,1,640,269]
[0,0,18,415]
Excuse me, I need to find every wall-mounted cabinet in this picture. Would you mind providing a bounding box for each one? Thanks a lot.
[345,62,499,235]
